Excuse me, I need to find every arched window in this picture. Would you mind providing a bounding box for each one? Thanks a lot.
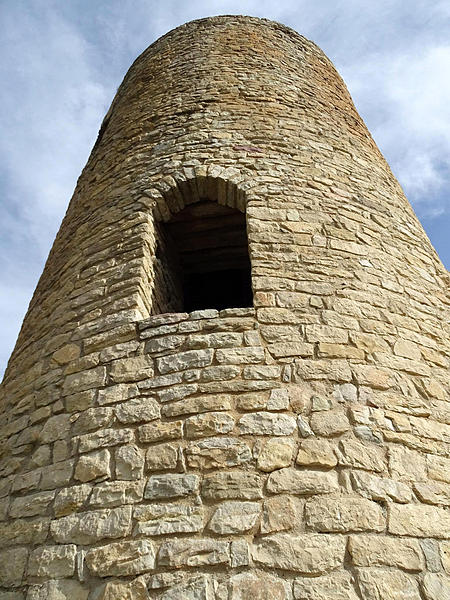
[152,200,252,314]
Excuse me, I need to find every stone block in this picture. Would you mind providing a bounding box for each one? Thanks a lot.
[207,501,261,534]
[50,506,132,544]
[252,533,345,573]
[145,473,199,499]
[89,480,144,507]
[186,437,252,469]
[225,573,290,600]
[97,383,139,406]
[293,572,360,599]
[134,504,203,536]
[9,490,55,518]
[238,412,296,436]
[159,575,212,600]
[267,468,339,496]
[116,444,144,479]
[28,544,77,578]
[74,449,111,482]
[62,367,107,396]
[138,420,182,443]
[77,428,133,453]
[185,412,235,438]
[338,439,386,472]
[261,495,296,534]
[146,443,178,472]
[0,547,27,586]
[356,568,421,600]
[158,539,230,567]
[348,535,424,571]
[54,484,91,517]
[110,355,154,383]
[296,438,337,468]
[257,438,295,471]
[114,397,160,424]
[351,471,412,503]
[156,349,213,374]
[309,409,350,436]
[201,471,263,500]
[26,580,88,600]
[305,497,385,532]
[86,539,156,576]
[422,573,450,600]
[389,503,450,538]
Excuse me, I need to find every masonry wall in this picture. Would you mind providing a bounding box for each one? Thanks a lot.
[0,15,449,600]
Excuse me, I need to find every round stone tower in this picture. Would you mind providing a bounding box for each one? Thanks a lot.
[1,15,449,600]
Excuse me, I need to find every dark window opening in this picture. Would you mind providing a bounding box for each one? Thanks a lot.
[154,200,252,313]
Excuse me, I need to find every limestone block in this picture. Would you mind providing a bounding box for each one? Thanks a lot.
[97,383,139,406]
[337,439,386,472]
[50,506,132,544]
[133,504,203,536]
[305,497,385,532]
[71,407,113,434]
[441,541,450,574]
[62,367,106,396]
[52,344,81,365]
[145,334,184,353]
[230,540,249,568]
[356,568,421,600]
[186,437,252,469]
[156,349,213,374]
[309,409,350,437]
[28,544,77,578]
[39,414,71,443]
[422,573,450,600]
[162,395,232,418]
[352,365,395,390]
[414,481,450,505]
[257,438,295,471]
[114,397,160,424]
[389,446,427,483]
[297,416,314,437]
[146,443,178,472]
[296,438,337,468]
[65,390,96,412]
[138,420,183,443]
[225,573,290,600]
[215,347,265,364]
[159,575,212,600]
[158,539,230,567]
[9,490,55,518]
[185,412,235,438]
[92,578,147,600]
[116,444,144,479]
[261,495,296,534]
[267,467,339,496]
[110,355,154,383]
[207,501,260,534]
[389,504,450,538]
[427,454,450,484]
[0,547,27,586]
[295,359,352,383]
[351,471,412,503]
[26,580,88,600]
[293,572,360,600]
[54,484,91,516]
[40,460,75,490]
[252,533,345,573]
[85,539,156,577]
[74,449,111,482]
[201,471,263,500]
[77,428,133,453]
[348,535,424,571]
[144,473,199,499]
[89,480,144,507]
[238,412,296,436]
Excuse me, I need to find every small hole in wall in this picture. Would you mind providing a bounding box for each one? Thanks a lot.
[152,200,252,314]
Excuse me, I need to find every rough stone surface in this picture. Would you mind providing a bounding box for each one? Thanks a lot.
[0,13,449,600]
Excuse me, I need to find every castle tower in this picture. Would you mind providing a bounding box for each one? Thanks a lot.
[1,16,449,600]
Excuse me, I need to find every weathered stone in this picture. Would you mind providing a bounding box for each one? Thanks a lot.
[110,355,154,382]
[267,388,290,410]
[50,506,132,544]
[97,383,138,406]
[226,573,290,600]
[390,446,427,483]
[156,349,213,374]
[116,444,144,479]
[422,573,450,600]
[305,497,385,532]
[357,568,421,600]
[92,579,148,600]
[71,407,113,434]
[39,414,71,443]
[0,547,27,586]
[146,443,178,471]
[186,437,252,469]
[309,409,350,436]
[414,481,450,505]
[138,420,182,443]
[63,367,106,396]
[114,397,160,424]
[145,473,199,499]
[428,454,450,484]
[74,449,111,482]
[54,484,91,516]
[201,471,263,500]
[185,412,235,438]
[77,427,133,453]
[40,459,75,490]
[441,541,450,574]
[160,575,212,600]
[207,501,260,534]
[9,490,55,518]
[348,535,424,571]
[252,533,345,573]
[89,480,144,507]
[297,416,314,437]
[28,544,77,578]
[293,572,360,600]
[162,395,232,417]
[215,347,265,364]
[134,504,203,536]
[257,438,295,471]
[52,343,81,364]
[238,412,296,435]
[267,467,339,495]
[86,539,155,576]
[230,540,249,568]
[389,503,450,538]
[338,439,386,472]
[296,438,337,468]
[351,471,412,503]
[158,539,229,567]
[26,580,88,600]
[261,495,296,534]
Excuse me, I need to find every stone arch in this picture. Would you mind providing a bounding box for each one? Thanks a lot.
[145,169,254,315]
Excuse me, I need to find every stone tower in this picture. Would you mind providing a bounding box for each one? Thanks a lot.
[0,15,449,600]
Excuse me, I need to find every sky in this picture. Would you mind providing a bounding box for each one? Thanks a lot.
[1,0,449,379]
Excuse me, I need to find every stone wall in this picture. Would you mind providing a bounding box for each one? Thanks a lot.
[0,15,449,600]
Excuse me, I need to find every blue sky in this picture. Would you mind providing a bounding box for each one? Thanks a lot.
[1,0,449,378]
